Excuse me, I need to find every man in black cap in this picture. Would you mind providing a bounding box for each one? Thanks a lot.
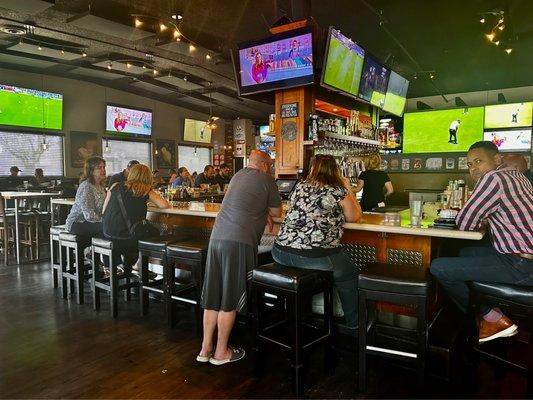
[108,160,139,187]
[1,166,24,190]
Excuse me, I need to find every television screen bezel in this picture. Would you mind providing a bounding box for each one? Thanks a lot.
[320,26,366,101]
[235,26,315,96]
[105,103,153,138]
[382,70,410,117]
[483,128,532,152]
[0,83,63,131]
[357,54,391,108]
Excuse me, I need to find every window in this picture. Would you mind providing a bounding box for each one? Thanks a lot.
[177,146,212,175]
[0,131,64,176]
[102,139,152,175]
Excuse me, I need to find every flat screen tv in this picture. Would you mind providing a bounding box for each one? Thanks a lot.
[235,27,314,95]
[358,56,390,108]
[403,107,484,153]
[184,118,212,143]
[484,102,533,129]
[382,71,409,117]
[0,84,63,130]
[320,27,365,99]
[106,104,152,137]
[484,128,532,152]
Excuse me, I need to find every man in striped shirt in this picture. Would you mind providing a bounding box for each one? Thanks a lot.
[431,141,533,343]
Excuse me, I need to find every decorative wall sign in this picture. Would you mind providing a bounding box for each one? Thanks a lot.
[413,158,423,170]
[389,158,400,170]
[425,157,443,170]
[401,158,410,171]
[235,141,245,157]
[458,156,469,170]
[281,121,297,141]
[445,158,456,169]
[280,102,298,118]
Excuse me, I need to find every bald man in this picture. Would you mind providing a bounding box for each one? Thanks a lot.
[503,153,532,185]
[199,150,281,365]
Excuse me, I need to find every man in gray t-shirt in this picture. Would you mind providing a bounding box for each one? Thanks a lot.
[198,150,281,365]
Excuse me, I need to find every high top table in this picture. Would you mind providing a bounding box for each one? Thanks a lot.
[1,191,61,264]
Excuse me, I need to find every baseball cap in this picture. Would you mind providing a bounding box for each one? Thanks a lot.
[127,160,140,168]
[10,166,21,172]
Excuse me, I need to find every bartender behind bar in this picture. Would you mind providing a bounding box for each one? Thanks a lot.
[431,141,533,343]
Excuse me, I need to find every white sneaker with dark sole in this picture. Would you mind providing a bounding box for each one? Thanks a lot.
[209,347,245,365]
[479,324,518,343]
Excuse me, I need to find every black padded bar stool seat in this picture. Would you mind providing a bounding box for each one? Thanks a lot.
[358,262,433,392]
[138,234,189,253]
[470,282,533,306]
[251,262,334,397]
[59,232,92,247]
[165,240,209,332]
[257,244,273,266]
[92,237,114,249]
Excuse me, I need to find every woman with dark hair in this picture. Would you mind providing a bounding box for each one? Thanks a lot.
[102,164,169,270]
[273,155,362,328]
[65,156,107,237]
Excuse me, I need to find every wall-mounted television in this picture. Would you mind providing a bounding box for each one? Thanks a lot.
[382,71,409,117]
[403,107,484,153]
[105,104,152,137]
[320,27,365,99]
[358,56,390,108]
[0,84,63,130]
[484,102,533,129]
[184,118,212,143]
[235,27,314,95]
[484,128,532,152]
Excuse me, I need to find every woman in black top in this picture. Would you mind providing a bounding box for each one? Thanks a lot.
[355,154,394,211]
[102,164,169,270]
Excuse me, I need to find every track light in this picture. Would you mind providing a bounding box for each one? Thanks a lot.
[183,75,188,81]
[37,44,42,50]
[173,30,180,38]
[172,14,182,20]
[61,49,65,54]
[159,23,167,32]
[479,17,485,23]
[82,51,87,57]
[413,73,418,80]
[189,44,196,52]
[205,54,211,60]
[429,73,435,79]
[153,69,158,75]
[107,62,112,70]
[505,48,513,54]
[126,62,132,69]
[134,18,142,28]
[494,40,500,46]
[499,17,504,24]
[498,24,505,31]
[486,32,495,41]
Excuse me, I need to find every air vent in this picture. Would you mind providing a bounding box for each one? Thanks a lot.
[0,24,28,35]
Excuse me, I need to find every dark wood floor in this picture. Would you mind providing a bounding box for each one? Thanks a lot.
[0,260,528,399]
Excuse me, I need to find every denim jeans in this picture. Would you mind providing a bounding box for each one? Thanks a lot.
[430,246,533,315]
[272,246,358,327]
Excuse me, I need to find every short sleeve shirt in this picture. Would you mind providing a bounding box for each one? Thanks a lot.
[358,170,390,211]
[275,182,348,250]
[210,168,281,247]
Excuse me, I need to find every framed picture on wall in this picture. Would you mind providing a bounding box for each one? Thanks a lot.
[155,139,176,169]
[70,131,99,168]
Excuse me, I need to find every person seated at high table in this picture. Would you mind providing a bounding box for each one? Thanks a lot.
[65,156,107,237]
[272,154,363,328]
[152,170,166,188]
[168,169,178,185]
[102,164,169,272]
[0,166,23,190]
[503,153,533,185]
[108,160,139,187]
[171,167,195,188]
[430,141,533,343]
[214,163,232,191]
[355,154,394,211]
[30,168,48,187]
[195,165,217,187]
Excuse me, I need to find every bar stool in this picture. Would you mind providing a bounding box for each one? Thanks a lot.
[165,240,209,333]
[358,262,433,391]
[138,234,191,317]
[58,232,92,304]
[251,262,334,397]
[50,225,66,288]
[467,282,533,396]
[91,238,139,317]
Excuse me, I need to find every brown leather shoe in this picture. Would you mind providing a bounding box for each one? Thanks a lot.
[479,315,517,343]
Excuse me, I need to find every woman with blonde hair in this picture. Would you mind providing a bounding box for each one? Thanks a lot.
[355,154,394,211]
[273,154,362,328]
[102,164,169,270]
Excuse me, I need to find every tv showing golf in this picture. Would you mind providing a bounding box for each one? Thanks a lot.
[403,107,484,153]
[484,102,533,129]
[321,27,365,98]
[0,84,63,130]
[383,71,409,117]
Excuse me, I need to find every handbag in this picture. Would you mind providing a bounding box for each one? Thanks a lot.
[116,188,160,240]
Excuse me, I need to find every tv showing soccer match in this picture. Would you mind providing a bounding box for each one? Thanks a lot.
[321,27,365,99]
[383,71,409,117]
[358,56,390,108]
[105,105,152,137]
[184,119,212,143]
[484,129,532,152]
[0,84,63,130]
[484,102,533,129]
[403,107,484,153]
[235,27,314,95]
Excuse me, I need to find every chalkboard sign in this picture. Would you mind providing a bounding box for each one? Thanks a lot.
[281,102,298,118]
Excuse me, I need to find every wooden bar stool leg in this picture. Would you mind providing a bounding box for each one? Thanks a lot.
[288,291,302,397]
[140,253,149,316]
[92,246,100,310]
[323,282,335,375]
[252,284,264,377]
[358,290,368,392]
[59,244,68,299]
[527,308,533,398]
[164,259,175,327]
[75,244,84,304]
